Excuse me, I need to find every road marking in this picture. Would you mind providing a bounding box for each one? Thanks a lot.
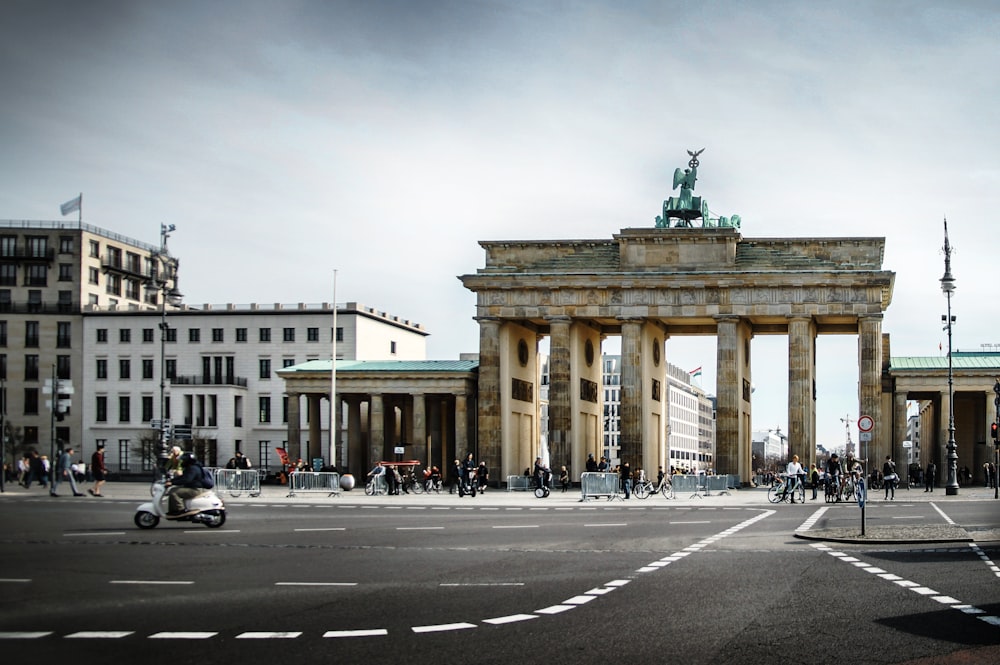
[535,604,574,614]
[929,502,956,525]
[294,527,345,532]
[396,526,444,530]
[585,523,627,527]
[110,580,193,585]
[412,622,476,633]
[64,532,127,537]
[66,631,133,639]
[182,530,240,534]
[440,582,523,587]
[491,525,538,529]
[0,631,51,639]
[970,543,1000,578]
[236,632,302,639]
[324,629,387,638]
[890,516,922,520]
[275,582,357,587]
[483,614,537,625]
[670,520,711,524]
[0,578,31,583]
[149,632,217,639]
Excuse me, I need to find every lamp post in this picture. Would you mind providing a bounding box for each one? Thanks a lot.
[149,224,180,472]
[940,219,959,495]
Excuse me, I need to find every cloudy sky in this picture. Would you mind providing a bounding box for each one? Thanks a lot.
[2,0,998,453]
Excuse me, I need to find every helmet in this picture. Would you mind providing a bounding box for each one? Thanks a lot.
[179,451,198,466]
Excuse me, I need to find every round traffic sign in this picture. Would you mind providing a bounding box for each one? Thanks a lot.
[858,415,874,432]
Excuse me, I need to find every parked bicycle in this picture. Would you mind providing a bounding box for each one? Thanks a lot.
[634,475,673,499]
[768,473,804,504]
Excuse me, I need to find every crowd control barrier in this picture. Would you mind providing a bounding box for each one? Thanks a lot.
[287,471,342,497]
[507,475,532,491]
[214,468,262,497]
[580,472,622,501]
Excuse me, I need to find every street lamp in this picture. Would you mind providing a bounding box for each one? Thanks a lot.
[146,224,181,472]
[940,219,959,495]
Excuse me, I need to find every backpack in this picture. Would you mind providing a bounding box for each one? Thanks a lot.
[199,464,215,489]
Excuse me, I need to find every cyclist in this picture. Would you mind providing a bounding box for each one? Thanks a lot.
[784,455,804,503]
[825,453,843,502]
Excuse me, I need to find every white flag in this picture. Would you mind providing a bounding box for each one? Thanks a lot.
[60,194,81,216]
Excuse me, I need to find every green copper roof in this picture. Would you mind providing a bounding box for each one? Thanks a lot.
[891,352,1000,371]
[279,359,479,373]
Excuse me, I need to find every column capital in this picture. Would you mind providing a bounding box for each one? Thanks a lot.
[544,315,573,324]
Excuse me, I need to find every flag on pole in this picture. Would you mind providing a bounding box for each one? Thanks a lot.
[60,194,82,216]
[689,366,702,378]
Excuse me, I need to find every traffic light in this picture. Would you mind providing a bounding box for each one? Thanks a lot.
[992,422,999,442]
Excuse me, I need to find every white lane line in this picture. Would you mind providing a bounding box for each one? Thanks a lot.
[110,580,193,585]
[412,622,476,633]
[563,595,596,605]
[64,532,127,537]
[397,526,444,531]
[182,530,240,534]
[0,632,52,639]
[535,605,574,615]
[483,614,537,625]
[492,525,539,529]
[929,502,956,525]
[149,632,218,639]
[669,521,711,524]
[294,527,345,532]
[324,629,387,638]
[236,632,302,639]
[440,583,523,587]
[585,523,627,527]
[0,578,31,583]
[66,631,134,639]
[796,507,828,532]
[891,516,923,520]
[275,582,357,587]
[970,543,1000,578]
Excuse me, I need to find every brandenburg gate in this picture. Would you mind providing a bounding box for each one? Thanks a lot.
[460,152,895,484]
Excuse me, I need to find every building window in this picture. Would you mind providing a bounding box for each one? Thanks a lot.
[119,395,130,422]
[235,328,247,342]
[0,264,16,286]
[96,396,107,422]
[259,396,271,423]
[89,240,99,258]
[143,328,154,342]
[189,328,200,343]
[105,245,121,268]
[0,290,10,313]
[0,354,6,380]
[26,264,47,286]
[0,321,5,346]
[390,340,397,355]
[142,358,154,379]
[142,396,153,422]
[335,327,344,342]
[125,279,140,300]
[165,358,176,380]
[258,441,271,470]
[88,267,99,285]
[283,327,295,342]
[106,274,121,296]
[24,387,38,415]
[120,328,131,343]
[57,321,71,348]
[259,328,271,342]
[0,236,15,257]
[307,327,319,342]
[259,358,271,379]
[165,327,177,343]
[26,291,42,314]
[212,328,224,342]
[282,358,294,368]
[24,354,39,381]
[96,358,107,379]
[97,328,108,343]
[56,355,71,380]
[25,321,39,347]
[60,236,73,253]
[119,358,130,380]
[27,236,48,258]
[57,291,72,313]
[58,264,72,281]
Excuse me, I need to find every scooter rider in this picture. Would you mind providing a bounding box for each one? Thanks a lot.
[165,452,206,516]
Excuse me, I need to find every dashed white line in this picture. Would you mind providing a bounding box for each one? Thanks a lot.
[412,622,476,633]
[324,629,387,638]
[275,582,357,587]
[0,578,31,583]
[294,527,345,532]
[237,632,302,639]
[110,580,193,585]
[64,532,127,537]
[483,614,537,625]
[148,632,217,639]
[66,631,133,639]
[0,632,52,639]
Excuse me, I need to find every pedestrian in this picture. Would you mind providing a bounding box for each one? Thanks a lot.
[558,465,570,492]
[89,443,107,497]
[785,455,804,503]
[533,457,546,492]
[809,463,820,500]
[450,459,462,494]
[620,460,632,499]
[50,446,84,497]
[477,461,489,492]
[385,464,398,495]
[882,455,897,500]
[597,456,609,472]
[924,461,936,492]
[585,453,597,473]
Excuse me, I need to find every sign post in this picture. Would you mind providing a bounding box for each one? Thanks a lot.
[856,415,874,536]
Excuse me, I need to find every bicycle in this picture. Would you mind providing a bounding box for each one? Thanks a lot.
[768,473,804,504]
[364,474,388,496]
[634,475,673,499]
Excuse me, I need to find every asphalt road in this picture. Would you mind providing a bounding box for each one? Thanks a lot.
[2,485,1000,664]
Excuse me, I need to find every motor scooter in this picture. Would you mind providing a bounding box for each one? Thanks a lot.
[134,477,227,529]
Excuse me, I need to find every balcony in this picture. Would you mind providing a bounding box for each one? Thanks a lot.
[0,247,55,264]
[171,375,248,388]
[0,301,81,314]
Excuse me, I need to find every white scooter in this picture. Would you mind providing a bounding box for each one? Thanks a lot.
[134,477,227,529]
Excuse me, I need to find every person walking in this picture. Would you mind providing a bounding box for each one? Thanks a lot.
[785,455,804,503]
[558,465,570,492]
[882,455,897,500]
[50,446,84,497]
[809,463,820,501]
[89,443,107,497]
[925,461,936,492]
[620,461,632,499]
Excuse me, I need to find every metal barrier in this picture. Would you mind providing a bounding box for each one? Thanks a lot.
[287,471,342,497]
[214,469,262,497]
[670,474,702,498]
[706,475,731,496]
[506,475,532,491]
[580,472,621,501]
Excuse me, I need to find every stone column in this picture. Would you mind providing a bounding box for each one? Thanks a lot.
[286,391,301,460]
[547,316,572,468]
[347,396,363,475]
[716,317,751,478]
[308,394,322,464]
[412,392,427,465]
[476,317,501,466]
[936,392,949,475]
[858,315,883,453]
[455,393,468,461]
[619,318,643,465]
[370,393,384,465]
[893,389,908,472]
[787,317,816,465]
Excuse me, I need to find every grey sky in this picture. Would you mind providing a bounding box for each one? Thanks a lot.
[2,0,998,452]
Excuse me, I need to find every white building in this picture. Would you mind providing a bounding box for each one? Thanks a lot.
[81,302,427,472]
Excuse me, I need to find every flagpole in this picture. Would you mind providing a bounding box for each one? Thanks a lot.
[330,270,338,471]
[77,192,82,227]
